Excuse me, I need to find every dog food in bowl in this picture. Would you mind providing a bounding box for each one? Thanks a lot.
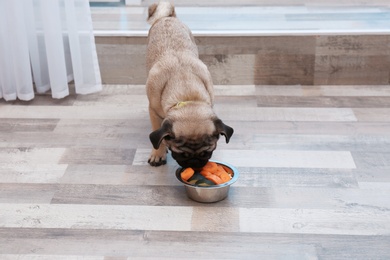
[175,161,239,203]
[180,162,233,186]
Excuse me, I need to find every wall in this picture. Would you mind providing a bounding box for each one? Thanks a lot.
[95,35,390,85]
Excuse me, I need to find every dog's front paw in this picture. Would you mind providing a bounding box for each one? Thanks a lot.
[148,148,167,166]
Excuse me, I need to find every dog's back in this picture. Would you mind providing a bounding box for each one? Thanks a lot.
[146,2,198,71]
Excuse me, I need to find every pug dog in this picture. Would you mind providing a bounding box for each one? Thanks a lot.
[146,1,233,168]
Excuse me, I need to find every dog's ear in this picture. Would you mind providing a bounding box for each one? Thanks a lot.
[214,119,234,143]
[149,120,173,149]
[148,3,158,21]
[170,6,176,18]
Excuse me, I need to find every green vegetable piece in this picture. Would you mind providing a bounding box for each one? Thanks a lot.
[186,179,198,185]
[195,179,215,186]
[187,172,204,182]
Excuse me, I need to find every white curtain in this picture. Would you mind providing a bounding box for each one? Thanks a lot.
[0,0,102,101]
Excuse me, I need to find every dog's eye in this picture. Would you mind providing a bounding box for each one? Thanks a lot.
[198,151,206,157]
[183,152,190,158]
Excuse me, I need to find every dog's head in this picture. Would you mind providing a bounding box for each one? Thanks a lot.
[149,110,233,168]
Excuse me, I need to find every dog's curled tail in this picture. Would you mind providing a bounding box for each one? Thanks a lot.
[147,2,176,26]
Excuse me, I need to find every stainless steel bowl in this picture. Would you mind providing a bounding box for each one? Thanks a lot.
[175,160,239,203]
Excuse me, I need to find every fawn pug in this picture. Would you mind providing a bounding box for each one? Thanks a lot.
[146,1,233,168]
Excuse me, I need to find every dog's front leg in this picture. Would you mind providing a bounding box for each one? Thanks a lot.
[147,107,168,166]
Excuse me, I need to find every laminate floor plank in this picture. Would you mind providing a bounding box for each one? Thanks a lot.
[0,204,193,231]
[0,148,66,164]
[256,84,390,97]
[1,203,388,236]
[59,165,178,185]
[133,148,357,169]
[214,106,357,121]
[217,133,390,152]
[0,184,57,204]
[0,132,151,149]
[351,152,390,168]
[0,105,148,120]
[48,184,389,211]
[236,167,358,188]
[356,164,390,176]
[2,226,390,259]
[58,147,136,165]
[1,84,390,258]
[257,96,390,108]
[216,149,356,168]
[353,108,390,121]
[223,121,390,136]
[1,228,390,259]
[0,164,67,184]
[0,255,103,260]
[0,119,59,132]
[52,119,151,134]
[58,165,358,188]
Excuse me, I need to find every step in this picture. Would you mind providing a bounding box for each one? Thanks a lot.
[92,5,390,85]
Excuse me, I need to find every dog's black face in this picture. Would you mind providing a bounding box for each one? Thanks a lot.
[149,118,234,168]
[167,135,218,169]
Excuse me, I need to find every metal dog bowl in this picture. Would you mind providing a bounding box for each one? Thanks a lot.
[175,160,239,203]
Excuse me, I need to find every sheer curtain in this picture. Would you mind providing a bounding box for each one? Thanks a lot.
[0,0,102,101]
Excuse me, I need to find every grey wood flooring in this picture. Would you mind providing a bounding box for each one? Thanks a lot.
[1,84,390,259]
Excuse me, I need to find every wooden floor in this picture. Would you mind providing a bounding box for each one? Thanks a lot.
[1,84,390,259]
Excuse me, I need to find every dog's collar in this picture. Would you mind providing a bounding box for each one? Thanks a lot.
[169,101,193,110]
[175,101,191,108]
[168,100,210,111]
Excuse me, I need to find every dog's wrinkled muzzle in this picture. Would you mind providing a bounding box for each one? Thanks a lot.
[170,154,208,169]
[177,159,208,169]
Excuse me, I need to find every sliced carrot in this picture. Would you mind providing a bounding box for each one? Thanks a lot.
[180,168,195,181]
[202,162,218,172]
[200,169,212,177]
[204,174,223,185]
[221,165,233,175]
[194,162,233,185]
[219,171,231,183]
[211,166,231,183]
[213,165,226,177]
